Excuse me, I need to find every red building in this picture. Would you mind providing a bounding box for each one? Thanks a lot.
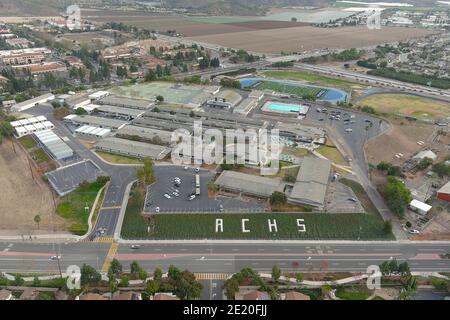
[437,181,450,202]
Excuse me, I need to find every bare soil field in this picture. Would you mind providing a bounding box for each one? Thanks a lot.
[0,16,58,23]
[90,14,254,37]
[189,26,435,53]
[0,140,66,231]
[365,121,436,165]
[227,20,309,30]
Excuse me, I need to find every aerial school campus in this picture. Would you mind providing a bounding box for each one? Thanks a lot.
[0,0,449,302]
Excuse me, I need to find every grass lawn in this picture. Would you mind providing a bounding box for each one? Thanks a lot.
[271,202,312,212]
[96,151,143,165]
[316,146,347,166]
[121,196,393,240]
[339,178,381,218]
[261,70,365,90]
[358,94,449,119]
[56,180,106,235]
[283,147,310,158]
[335,286,372,300]
[18,136,37,149]
[30,148,51,164]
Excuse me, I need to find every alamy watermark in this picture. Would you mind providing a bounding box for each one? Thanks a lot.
[66,5,81,31]
[366,6,382,30]
[171,121,282,175]
[66,265,81,290]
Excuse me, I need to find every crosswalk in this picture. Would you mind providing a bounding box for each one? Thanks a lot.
[80,236,114,243]
[194,273,231,280]
[102,242,119,272]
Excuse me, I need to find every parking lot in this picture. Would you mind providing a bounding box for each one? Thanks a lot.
[145,166,266,213]
[325,179,364,214]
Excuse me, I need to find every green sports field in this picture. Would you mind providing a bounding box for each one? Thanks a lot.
[254,81,327,98]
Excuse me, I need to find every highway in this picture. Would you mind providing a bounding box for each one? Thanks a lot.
[0,242,449,274]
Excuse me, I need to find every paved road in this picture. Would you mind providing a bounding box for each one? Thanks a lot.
[1,242,449,274]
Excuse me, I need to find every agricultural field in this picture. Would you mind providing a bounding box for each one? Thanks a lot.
[358,93,450,120]
[254,80,325,98]
[189,26,434,54]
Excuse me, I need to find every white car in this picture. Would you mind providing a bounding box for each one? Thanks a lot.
[189,195,196,201]
[345,128,353,133]
[408,229,420,234]
[155,206,160,213]
[49,255,61,261]
[164,193,171,199]
[172,192,179,197]
[195,167,200,173]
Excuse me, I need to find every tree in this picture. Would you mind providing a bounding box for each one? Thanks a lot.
[32,276,41,287]
[168,265,181,281]
[136,158,155,186]
[399,276,417,300]
[296,273,304,284]
[379,261,390,276]
[398,262,411,277]
[384,176,412,217]
[144,69,156,82]
[173,270,203,300]
[80,264,101,287]
[224,277,239,300]
[432,161,450,177]
[272,265,281,282]
[75,107,87,115]
[13,275,24,286]
[130,261,141,275]
[156,95,164,102]
[388,259,399,275]
[270,191,287,206]
[153,268,163,282]
[108,258,122,278]
[33,214,41,229]
[119,275,129,287]
[146,279,160,296]
[156,64,163,77]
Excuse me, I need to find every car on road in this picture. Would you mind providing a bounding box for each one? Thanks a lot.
[345,128,353,133]
[184,166,189,170]
[348,198,357,202]
[49,255,61,261]
[164,193,172,199]
[130,245,140,249]
[318,118,324,121]
[155,206,160,213]
[195,167,200,173]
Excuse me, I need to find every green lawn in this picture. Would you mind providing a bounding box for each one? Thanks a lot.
[261,70,363,91]
[30,148,51,164]
[316,146,347,166]
[335,286,372,300]
[96,151,143,165]
[18,136,37,149]
[56,180,106,235]
[121,192,393,240]
[339,178,381,218]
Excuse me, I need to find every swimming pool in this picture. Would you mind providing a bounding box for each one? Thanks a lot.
[261,101,310,115]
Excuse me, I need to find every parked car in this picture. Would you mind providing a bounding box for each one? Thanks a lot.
[164,193,171,199]
[345,128,353,133]
[408,229,420,234]
[155,206,160,213]
[189,195,196,201]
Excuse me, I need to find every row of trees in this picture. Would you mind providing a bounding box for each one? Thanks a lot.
[368,68,450,90]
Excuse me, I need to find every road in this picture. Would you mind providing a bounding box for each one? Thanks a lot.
[0,241,449,274]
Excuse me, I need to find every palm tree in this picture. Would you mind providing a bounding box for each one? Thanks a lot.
[34,215,41,229]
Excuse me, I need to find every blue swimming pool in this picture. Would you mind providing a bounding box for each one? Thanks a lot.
[262,101,310,115]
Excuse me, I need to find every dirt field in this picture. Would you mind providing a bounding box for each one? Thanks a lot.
[0,140,66,232]
[358,94,450,120]
[227,20,309,29]
[188,26,435,53]
[365,121,436,165]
